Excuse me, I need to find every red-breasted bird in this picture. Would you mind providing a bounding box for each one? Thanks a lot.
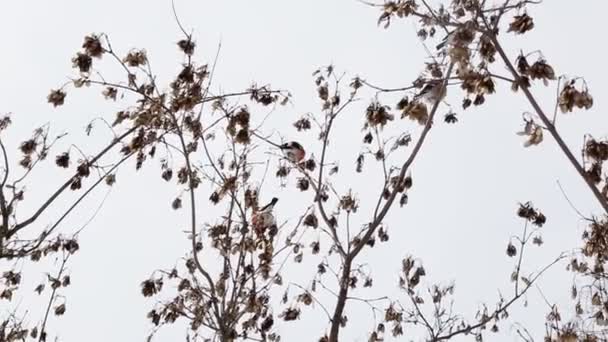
[280,141,306,163]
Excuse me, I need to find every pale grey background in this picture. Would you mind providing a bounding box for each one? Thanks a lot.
[1,1,607,341]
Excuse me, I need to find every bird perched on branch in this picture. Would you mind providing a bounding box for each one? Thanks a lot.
[435,31,455,50]
[259,197,278,213]
[249,131,306,164]
[252,197,278,237]
[435,24,475,51]
[414,79,446,104]
[279,141,306,163]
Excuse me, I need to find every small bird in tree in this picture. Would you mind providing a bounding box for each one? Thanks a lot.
[435,26,475,51]
[435,31,455,50]
[414,80,446,104]
[259,197,278,213]
[252,197,278,237]
[279,141,306,163]
[249,132,306,164]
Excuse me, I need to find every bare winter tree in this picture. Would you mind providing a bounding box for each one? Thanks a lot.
[2,1,607,342]
[0,80,134,340]
[347,0,607,341]
[204,0,604,341]
[1,20,290,341]
[270,50,562,342]
[64,30,296,342]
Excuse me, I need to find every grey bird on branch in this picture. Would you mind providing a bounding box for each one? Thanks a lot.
[250,131,306,164]
[414,79,446,104]
[435,27,475,51]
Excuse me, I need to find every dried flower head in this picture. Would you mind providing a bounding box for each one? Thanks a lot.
[366,101,394,128]
[177,38,196,55]
[52,152,69,168]
[585,139,608,161]
[517,119,543,147]
[506,243,517,257]
[105,174,116,186]
[304,158,316,171]
[47,89,67,107]
[19,139,37,155]
[102,87,117,100]
[340,192,359,213]
[54,304,66,316]
[280,307,301,321]
[172,197,182,210]
[528,59,556,85]
[123,49,147,67]
[508,13,534,34]
[516,54,530,74]
[72,53,92,73]
[356,154,364,173]
[558,80,593,113]
[401,102,429,125]
[304,213,318,228]
[297,178,310,191]
[0,115,11,131]
[236,129,251,144]
[294,117,312,131]
[377,0,418,28]
[276,166,289,178]
[83,35,104,57]
[444,112,458,124]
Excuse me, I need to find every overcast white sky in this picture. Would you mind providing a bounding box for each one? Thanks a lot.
[1,1,608,341]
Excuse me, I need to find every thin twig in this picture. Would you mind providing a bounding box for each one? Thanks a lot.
[38,253,70,342]
[328,62,455,342]
[7,126,138,238]
[434,253,566,341]
[556,180,591,221]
